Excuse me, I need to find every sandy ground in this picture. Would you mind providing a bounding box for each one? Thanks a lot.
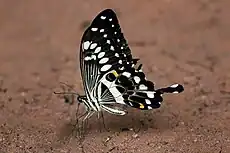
[1,0,230,152]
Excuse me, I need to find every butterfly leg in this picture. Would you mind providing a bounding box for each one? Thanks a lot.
[79,111,94,137]
[75,102,81,123]
[74,105,90,138]
[75,111,88,138]
[97,111,110,132]
[75,104,89,127]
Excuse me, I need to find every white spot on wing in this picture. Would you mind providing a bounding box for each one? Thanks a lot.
[139,84,148,90]
[90,43,97,49]
[145,99,151,105]
[83,41,91,50]
[101,64,112,72]
[94,47,101,53]
[101,16,106,20]
[109,18,112,21]
[148,106,153,109]
[170,84,179,88]
[115,53,119,57]
[106,40,111,44]
[134,76,141,84]
[122,72,131,78]
[103,34,107,38]
[98,52,105,58]
[110,46,114,51]
[99,58,109,64]
[119,66,124,70]
[100,29,104,32]
[118,60,122,64]
[91,55,96,60]
[146,91,155,98]
[84,56,91,61]
[112,24,114,27]
[91,28,98,31]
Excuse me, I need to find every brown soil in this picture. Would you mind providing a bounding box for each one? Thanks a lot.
[1,0,230,153]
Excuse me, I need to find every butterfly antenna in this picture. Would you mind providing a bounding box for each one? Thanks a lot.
[54,81,80,96]
[59,81,76,91]
[53,91,79,96]
[54,82,81,105]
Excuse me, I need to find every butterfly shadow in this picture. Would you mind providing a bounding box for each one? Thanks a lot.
[84,107,175,134]
[57,107,177,141]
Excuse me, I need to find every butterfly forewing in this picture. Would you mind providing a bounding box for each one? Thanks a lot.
[79,9,129,112]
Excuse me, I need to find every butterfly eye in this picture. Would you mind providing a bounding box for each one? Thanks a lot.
[106,73,117,82]
[77,96,85,103]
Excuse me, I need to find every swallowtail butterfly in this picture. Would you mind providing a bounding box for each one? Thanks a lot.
[77,9,184,120]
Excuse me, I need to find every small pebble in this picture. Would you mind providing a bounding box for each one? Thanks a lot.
[132,133,139,138]
[105,136,111,143]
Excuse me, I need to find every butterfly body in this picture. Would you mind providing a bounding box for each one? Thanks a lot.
[78,9,184,117]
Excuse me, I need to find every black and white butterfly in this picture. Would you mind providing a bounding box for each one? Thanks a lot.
[77,9,184,120]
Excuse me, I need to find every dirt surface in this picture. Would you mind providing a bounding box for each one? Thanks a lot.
[1,0,230,152]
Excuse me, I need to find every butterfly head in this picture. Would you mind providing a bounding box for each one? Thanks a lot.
[77,95,87,103]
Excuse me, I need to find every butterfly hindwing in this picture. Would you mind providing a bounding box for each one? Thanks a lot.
[109,66,163,110]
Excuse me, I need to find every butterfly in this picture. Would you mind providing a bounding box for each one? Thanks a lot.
[76,9,184,120]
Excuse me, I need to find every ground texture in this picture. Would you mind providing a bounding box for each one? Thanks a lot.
[0,0,230,152]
